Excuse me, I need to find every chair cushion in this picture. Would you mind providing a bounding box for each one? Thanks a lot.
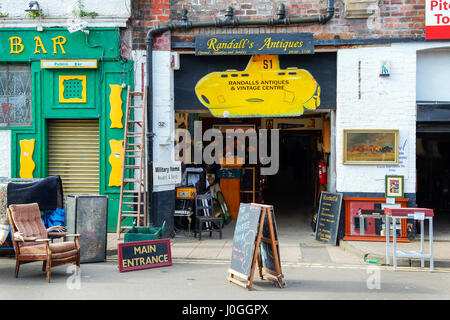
[20,241,78,260]
[9,203,48,246]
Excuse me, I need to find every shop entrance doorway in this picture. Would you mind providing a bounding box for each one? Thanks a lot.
[263,132,320,228]
[175,112,330,239]
[416,131,450,238]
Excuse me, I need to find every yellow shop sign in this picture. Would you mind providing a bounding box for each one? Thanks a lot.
[194,55,321,118]
[9,35,67,55]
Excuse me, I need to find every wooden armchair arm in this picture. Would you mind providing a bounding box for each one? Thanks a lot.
[47,232,68,237]
[35,238,51,242]
[22,236,37,241]
[13,235,40,242]
[65,234,81,237]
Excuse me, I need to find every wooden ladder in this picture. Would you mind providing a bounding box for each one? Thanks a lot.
[116,86,147,239]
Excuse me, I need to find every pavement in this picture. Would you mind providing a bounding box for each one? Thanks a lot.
[107,215,450,270]
[2,214,450,300]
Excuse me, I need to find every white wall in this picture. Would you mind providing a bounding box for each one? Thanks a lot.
[152,50,176,193]
[336,43,416,194]
[417,48,450,102]
[0,130,11,178]
[336,42,450,195]
[0,0,131,27]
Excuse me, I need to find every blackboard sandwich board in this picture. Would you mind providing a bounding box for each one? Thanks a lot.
[315,192,343,245]
[227,203,285,290]
[118,238,172,272]
[257,207,285,286]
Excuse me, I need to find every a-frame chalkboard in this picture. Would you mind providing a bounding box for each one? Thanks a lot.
[227,203,285,290]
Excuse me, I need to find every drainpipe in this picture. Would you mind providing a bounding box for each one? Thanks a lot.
[145,1,335,226]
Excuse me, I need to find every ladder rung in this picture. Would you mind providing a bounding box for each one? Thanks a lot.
[119,226,133,229]
[118,86,147,237]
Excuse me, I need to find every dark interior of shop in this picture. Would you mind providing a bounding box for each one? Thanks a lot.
[263,133,319,223]
[174,113,326,235]
[416,132,450,235]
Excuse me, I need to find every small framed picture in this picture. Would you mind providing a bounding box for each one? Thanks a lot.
[385,175,404,198]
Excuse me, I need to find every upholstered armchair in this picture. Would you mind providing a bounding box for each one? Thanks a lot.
[7,203,80,283]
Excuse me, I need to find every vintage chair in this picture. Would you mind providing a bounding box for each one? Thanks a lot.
[7,203,80,283]
[194,193,223,240]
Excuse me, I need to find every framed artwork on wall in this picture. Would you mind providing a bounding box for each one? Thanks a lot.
[343,129,399,165]
[385,175,404,198]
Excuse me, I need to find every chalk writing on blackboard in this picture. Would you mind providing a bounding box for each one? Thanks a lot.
[315,192,343,245]
[228,203,285,290]
[229,204,261,277]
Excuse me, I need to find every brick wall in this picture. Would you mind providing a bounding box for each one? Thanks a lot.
[131,0,426,50]
[131,0,171,51]
[170,0,425,40]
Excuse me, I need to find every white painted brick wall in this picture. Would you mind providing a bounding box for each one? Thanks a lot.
[336,42,450,195]
[152,50,176,193]
[0,0,130,27]
[0,130,11,178]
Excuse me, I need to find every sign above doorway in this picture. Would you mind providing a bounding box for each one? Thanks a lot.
[195,33,314,56]
[194,54,320,118]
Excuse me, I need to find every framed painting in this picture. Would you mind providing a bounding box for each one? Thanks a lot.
[385,175,404,198]
[343,129,399,165]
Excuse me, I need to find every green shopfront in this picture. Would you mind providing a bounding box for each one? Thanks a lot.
[0,28,133,232]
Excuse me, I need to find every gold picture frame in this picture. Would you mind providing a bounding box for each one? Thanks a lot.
[343,129,399,165]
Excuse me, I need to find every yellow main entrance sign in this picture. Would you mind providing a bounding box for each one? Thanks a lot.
[194,55,321,118]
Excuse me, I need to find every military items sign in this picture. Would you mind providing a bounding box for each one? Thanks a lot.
[118,239,172,272]
[227,203,285,290]
[195,33,314,55]
[153,162,182,186]
[194,54,320,118]
[315,192,343,245]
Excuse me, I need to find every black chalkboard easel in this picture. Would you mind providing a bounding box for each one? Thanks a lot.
[315,192,343,245]
[227,203,285,290]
